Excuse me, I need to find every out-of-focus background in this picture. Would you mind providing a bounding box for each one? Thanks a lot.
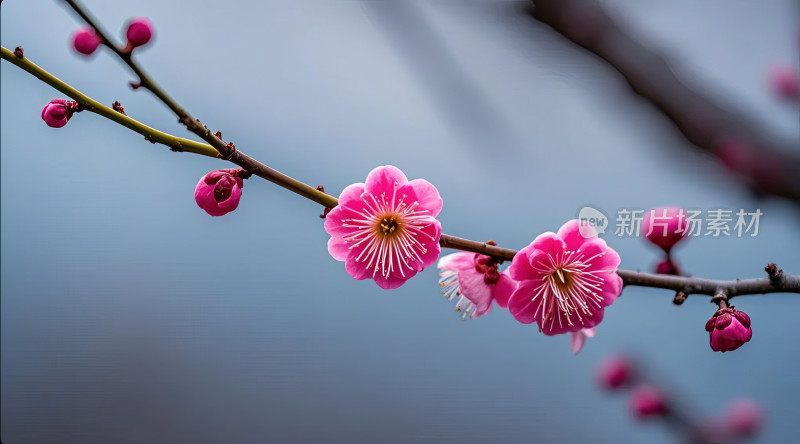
[2,1,799,443]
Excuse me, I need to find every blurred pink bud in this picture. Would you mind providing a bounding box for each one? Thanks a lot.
[194,169,245,216]
[655,258,681,276]
[725,399,763,438]
[705,307,752,352]
[768,64,799,99]
[712,137,754,176]
[41,99,72,128]
[72,27,101,55]
[597,355,634,390]
[126,18,153,48]
[641,207,688,253]
[629,386,668,418]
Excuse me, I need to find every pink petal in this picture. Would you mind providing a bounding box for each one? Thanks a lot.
[327,237,351,262]
[570,331,587,354]
[374,271,414,289]
[344,255,371,281]
[508,280,544,324]
[407,178,443,217]
[409,219,442,271]
[599,272,623,307]
[458,270,493,316]
[492,272,517,309]
[558,219,596,250]
[337,183,366,206]
[438,252,475,272]
[531,232,566,256]
[215,184,242,213]
[581,240,621,273]
[507,246,536,282]
[323,202,366,237]
[364,165,408,194]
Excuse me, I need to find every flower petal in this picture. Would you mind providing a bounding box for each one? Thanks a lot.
[407,178,443,217]
[364,165,408,194]
[508,280,544,324]
[327,236,351,262]
[492,271,517,309]
[458,270,492,316]
[438,252,475,272]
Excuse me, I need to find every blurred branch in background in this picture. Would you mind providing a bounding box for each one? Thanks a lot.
[361,0,519,152]
[525,0,800,204]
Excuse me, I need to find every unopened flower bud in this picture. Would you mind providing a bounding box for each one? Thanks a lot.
[126,18,153,48]
[72,27,101,55]
[705,307,752,352]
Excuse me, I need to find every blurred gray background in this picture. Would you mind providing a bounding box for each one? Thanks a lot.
[2,1,799,443]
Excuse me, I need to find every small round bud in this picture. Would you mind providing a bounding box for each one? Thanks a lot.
[655,258,681,276]
[597,355,634,390]
[629,386,668,418]
[725,399,763,438]
[641,207,688,253]
[41,99,72,128]
[768,64,799,100]
[195,169,245,216]
[705,307,752,352]
[126,18,153,48]
[72,27,101,55]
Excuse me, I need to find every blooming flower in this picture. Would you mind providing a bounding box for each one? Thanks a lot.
[194,169,245,216]
[324,165,442,289]
[597,355,634,390]
[507,220,623,335]
[126,18,154,48]
[629,386,668,418]
[437,252,516,320]
[725,399,763,438]
[641,207,688,253]
[41,99,73,128]
[705,306,752,352]
[569,328,595,354]
[72,27,101,55]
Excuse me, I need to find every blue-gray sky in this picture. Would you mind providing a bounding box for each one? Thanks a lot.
[2,1,799,443]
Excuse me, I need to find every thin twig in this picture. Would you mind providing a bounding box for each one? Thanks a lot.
[8,2,798,299]
[526,0,800,202]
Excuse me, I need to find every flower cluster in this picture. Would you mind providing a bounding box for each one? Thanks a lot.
[70,18,153,57]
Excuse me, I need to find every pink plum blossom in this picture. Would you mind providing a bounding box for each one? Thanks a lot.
[437,252,517,320]
[41,99,73,128]
[629,385,668,418]
[194,169,245,216]
[506,220,623,335]
[126,18,154,48]
[641,207,688,253]
[324,165,442,289]
[705,307,752,352]
[725,399,763,438]
[72,27,101,55]
[768,64,799,99]
[597,355,634,390]
[570,328,595,354]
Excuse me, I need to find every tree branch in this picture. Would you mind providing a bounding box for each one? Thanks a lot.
[526,0,800,203]
[4,3,797,300]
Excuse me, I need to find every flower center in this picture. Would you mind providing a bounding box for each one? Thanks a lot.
[377,215,401,237]
[530,249,608,330]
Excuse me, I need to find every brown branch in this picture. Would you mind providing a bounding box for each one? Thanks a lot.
[57,1,800,299]
[526,0,800,203]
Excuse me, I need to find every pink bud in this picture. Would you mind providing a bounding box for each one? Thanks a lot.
[705,307,752,352]
[194,169,245,216]
[41,99,72,128]
[655,258,681,275]
[126,18,153,48]
[641,207,688,253]
[597,355,634,390]
[629,386,668,418]
[725,399,763,438]
[72,27,101,55]
[768,64,799,99]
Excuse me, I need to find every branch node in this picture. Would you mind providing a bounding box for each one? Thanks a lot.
[112,101,126,115]
[14,46,24,58]
[129,81,142,90]
[672,291,687,306]
[711,289,729,308]
[765,263,783,282]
